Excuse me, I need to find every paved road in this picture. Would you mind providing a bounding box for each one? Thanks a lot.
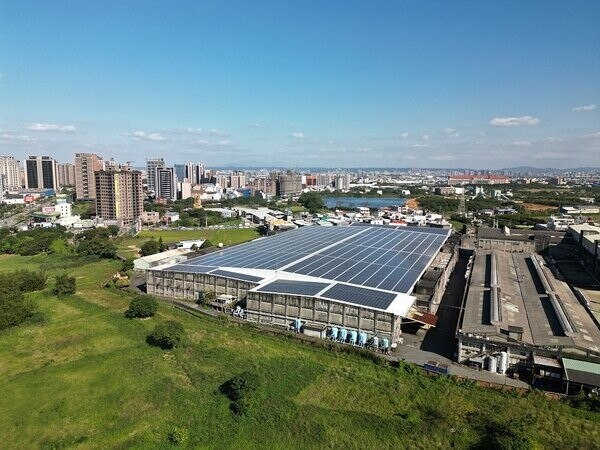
[420,252,469,358]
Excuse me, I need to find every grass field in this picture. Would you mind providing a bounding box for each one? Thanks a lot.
[1,254,599,449]
[116,228,261,259]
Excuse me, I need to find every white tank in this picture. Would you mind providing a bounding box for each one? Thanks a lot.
[499,351,508,374]
[488,355,498,373]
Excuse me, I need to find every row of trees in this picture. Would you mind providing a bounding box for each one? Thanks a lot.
[0,226,121,259]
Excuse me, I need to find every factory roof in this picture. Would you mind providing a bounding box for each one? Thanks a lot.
[460,250,600,355]
[562,358,600,387]
[153,224,451,317]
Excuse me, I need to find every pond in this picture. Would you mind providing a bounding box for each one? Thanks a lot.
[323,196,408,209]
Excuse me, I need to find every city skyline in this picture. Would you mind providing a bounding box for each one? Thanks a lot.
[1,1,599,168]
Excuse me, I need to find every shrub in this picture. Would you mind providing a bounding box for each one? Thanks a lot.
[140,240,160,256]
[167,426,189,445]
[147,321,184,349]
[53,273,77,298]
[125,295,158,319]
[121,258,135,272]
[220,370,261,416]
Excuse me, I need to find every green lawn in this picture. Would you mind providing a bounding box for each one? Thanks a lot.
[116,228,261,259]
[0,254,599,449]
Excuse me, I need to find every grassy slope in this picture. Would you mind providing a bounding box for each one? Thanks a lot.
[0,254,599,449]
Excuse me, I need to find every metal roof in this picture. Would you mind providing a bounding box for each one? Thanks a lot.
[562,358,600,387]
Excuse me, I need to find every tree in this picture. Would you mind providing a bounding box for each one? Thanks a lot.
[298,192,325,213]
[158,236,166,252]
[125,295,158,318]
[147,321,184,349]
[140,239,160,256]
[107,225,120,237]
[121,258,135,272]
[200,239,213,249]
[219,370,261,415]
[53,273,76,298]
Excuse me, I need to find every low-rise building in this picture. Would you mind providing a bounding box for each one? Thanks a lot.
[134,249,188,271]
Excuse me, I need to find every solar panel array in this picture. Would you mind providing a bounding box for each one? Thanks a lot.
[320,283,398,310]
[256,279,330,296]
[284,226,447,293]
[161,225,449,295]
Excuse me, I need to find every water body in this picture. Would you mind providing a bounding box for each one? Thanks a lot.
[323,196,408,209]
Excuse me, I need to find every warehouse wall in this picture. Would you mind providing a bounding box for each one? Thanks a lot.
[246,291,402,344]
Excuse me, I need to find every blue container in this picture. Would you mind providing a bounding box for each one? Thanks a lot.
[294,318,302,332]
[381,338,389,349]
[358,332,367,346]
[339,328,348,342]
[349,330,358,345]
[330,327,339,340]
[372,336,379,349]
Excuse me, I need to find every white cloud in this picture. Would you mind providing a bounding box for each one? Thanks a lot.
[572,104,597,112]
[1,133,34,142]
[27,123,77,132]
[412,143,428,148]
[209,128,229,137]
[130,130,166,141]
[510,140,532,147]
[197,139,208,145]
[186,127,204,134]
[291,132,305,139]
[583,131,600,139]
[421,134,430,140]
[489,116,539,127]
[146,133,166,141]
[400,132,409,139]
[217,140,234,146]
[442,128,459,138]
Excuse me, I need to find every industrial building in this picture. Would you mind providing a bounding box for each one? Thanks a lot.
[457,249,600,376]
[148,224,452,347]
[477,227,564,253]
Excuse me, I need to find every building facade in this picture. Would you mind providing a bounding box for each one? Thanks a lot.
[25,156,59,190]
[146,157,165,194]
[156,166,177,201]
[57,163,76,187]
[0,156,21,192]
[75,153,103,199]
[276,173,303,197]
[95,166,143,224]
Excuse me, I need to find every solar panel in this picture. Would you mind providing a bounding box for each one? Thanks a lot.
[164,264,216,273]
[155,223,450,296]
[320,283,397,310]
[210,269,263,283]
[256,280,330,296]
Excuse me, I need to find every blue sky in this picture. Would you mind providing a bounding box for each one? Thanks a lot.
[1,0,599,168]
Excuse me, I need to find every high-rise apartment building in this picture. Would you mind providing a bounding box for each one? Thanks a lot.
[276,172,303,197]
[0,156,21,192]
[229,171,246,189]
[155,166,177,201]
[57,163,76,187]
[215,174,229,189]
[146,157,165,194]
[95,166,143,224]
[75,153,103,199]
[25,156,59,190]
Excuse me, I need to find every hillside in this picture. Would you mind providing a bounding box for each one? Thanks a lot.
[0,254,598,449]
